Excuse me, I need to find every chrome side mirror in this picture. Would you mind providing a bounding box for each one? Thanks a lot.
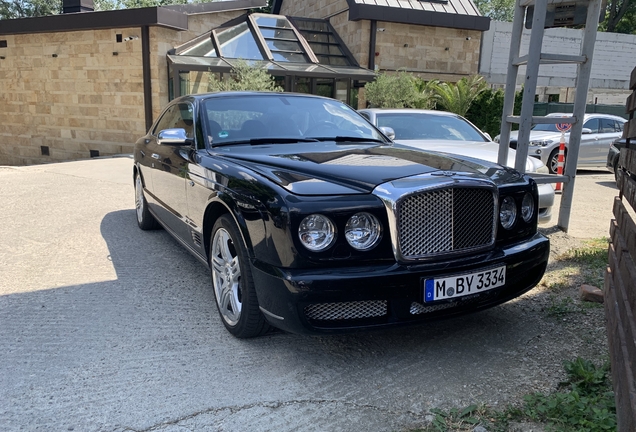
[379,126,395,140]
[581,128,592,134]
[157,128,193,146]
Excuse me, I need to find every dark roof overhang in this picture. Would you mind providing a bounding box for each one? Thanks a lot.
[0,0,266,35]
[348,2,490,31]
[0,7,188,35]
[273,0,490,32]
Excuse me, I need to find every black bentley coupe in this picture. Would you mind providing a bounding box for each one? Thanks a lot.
[133,92,549,337]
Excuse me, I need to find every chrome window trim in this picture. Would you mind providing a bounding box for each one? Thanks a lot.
[373,172,498,263]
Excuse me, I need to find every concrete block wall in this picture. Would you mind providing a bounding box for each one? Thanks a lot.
[374,22,481,81]
[480,20,636,103]
[0,28,146,165]
[0,10,242,166]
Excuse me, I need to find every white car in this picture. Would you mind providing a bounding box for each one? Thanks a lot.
[494,112,626,174]
[359,108,555,223]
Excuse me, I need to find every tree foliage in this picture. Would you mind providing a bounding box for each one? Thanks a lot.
[1,0,61,19]
[93,0,187,10]
[208,61,283,92]
[431,75,489,117]
[600,0,636,34]
[473,0,515,21]
[364,71,436,109]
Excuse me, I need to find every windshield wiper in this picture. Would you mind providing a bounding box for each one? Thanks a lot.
[310,136,387,144]
[211,137,319,147]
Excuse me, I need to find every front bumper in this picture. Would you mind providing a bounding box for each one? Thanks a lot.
[251,233,549,334]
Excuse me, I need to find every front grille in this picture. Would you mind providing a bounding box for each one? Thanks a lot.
[305,300,387,321]
[397,187,495,259]
[410,302,457,314]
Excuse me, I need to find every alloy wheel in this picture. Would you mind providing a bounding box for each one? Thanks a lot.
[211,227,242,326]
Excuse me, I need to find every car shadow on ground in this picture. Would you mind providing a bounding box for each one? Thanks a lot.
[0,208,605,431]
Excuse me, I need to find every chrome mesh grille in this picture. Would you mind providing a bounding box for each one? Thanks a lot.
[410,302,458,315]
[305,301,387,321]
[398,187,495,258]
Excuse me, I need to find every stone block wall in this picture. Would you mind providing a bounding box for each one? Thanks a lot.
[0,28,146,165]
[279,1,481,81]
[0,10,242,166]
[374,22,481,82]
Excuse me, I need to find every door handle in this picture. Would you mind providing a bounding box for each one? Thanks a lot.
[151,153,160,160]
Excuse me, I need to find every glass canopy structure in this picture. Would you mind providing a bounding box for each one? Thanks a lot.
[168,13,377,106]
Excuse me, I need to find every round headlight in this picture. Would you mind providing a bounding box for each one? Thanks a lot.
[521,192,534,223]
[345,212,381,250]
[298,214,336,251]
[499,196,517,230]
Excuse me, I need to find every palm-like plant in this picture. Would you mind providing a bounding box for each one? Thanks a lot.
[432,75,489,117]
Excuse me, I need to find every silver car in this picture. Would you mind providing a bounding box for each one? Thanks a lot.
[494,112,626,174]
[359,108,555,223]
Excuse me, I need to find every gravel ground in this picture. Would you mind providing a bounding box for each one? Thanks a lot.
[0,159,614,432]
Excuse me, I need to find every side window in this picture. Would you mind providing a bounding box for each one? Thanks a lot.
[616,120,625,132]
[152,103,195,139]
[582,118,599,133]
[600,118,616,133]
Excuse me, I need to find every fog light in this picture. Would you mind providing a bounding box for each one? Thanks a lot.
[500,196,517,230]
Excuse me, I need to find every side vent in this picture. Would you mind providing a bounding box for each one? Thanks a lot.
[191,231,202,247]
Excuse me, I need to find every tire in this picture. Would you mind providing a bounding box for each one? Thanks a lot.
[548,148,563,175]
[135,172,160,230]
[209,214,270,338]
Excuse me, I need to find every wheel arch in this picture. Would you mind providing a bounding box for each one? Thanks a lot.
[202,196,256,264]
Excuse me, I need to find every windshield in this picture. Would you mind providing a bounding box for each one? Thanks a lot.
[376,113,488,142]
[531,123,561,132]
[203,94,386,146]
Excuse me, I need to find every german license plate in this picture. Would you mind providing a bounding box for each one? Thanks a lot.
[423,265,506,302]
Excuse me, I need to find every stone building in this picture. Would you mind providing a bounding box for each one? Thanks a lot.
[0,0,490,166]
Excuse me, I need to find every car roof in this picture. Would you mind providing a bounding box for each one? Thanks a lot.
[173,91,335,103]
[359,108,460,117]
[546,112,626,121]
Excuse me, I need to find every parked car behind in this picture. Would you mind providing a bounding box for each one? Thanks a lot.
[607,138,629,183]
[358,108,555,223]
[134,92,549,338]
[494,112,626,174]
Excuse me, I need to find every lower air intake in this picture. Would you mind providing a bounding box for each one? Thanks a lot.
[305,300,388,320]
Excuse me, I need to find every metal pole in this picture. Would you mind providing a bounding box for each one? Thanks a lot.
[497,0,526,167]
[514,0,548,173]
[557,0,603,231]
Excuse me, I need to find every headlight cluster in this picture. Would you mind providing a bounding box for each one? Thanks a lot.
[499,192,534,230]
[298,212,382,252]
[529,139,553,147]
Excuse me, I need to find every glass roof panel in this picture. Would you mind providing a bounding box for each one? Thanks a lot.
[272,52,307,63]
[254,16,292,29]
[309,43,344,56]
[259,28,297,40]
[317,55,350,66]
[215,22,264,60]
[292,19,330,32]
[265,39,303,53]
[180,37,217,57]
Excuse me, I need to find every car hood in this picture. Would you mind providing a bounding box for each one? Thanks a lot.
[508,130,561,141]
[395,139,542,172]
[211,142,520,195]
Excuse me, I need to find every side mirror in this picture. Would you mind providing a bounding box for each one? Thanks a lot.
[581,128,592,134]
[379,126,395,140]
[483,132,492,141]
[157,128,193,146]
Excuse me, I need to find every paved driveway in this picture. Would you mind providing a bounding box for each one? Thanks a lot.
[0,157,612,431]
